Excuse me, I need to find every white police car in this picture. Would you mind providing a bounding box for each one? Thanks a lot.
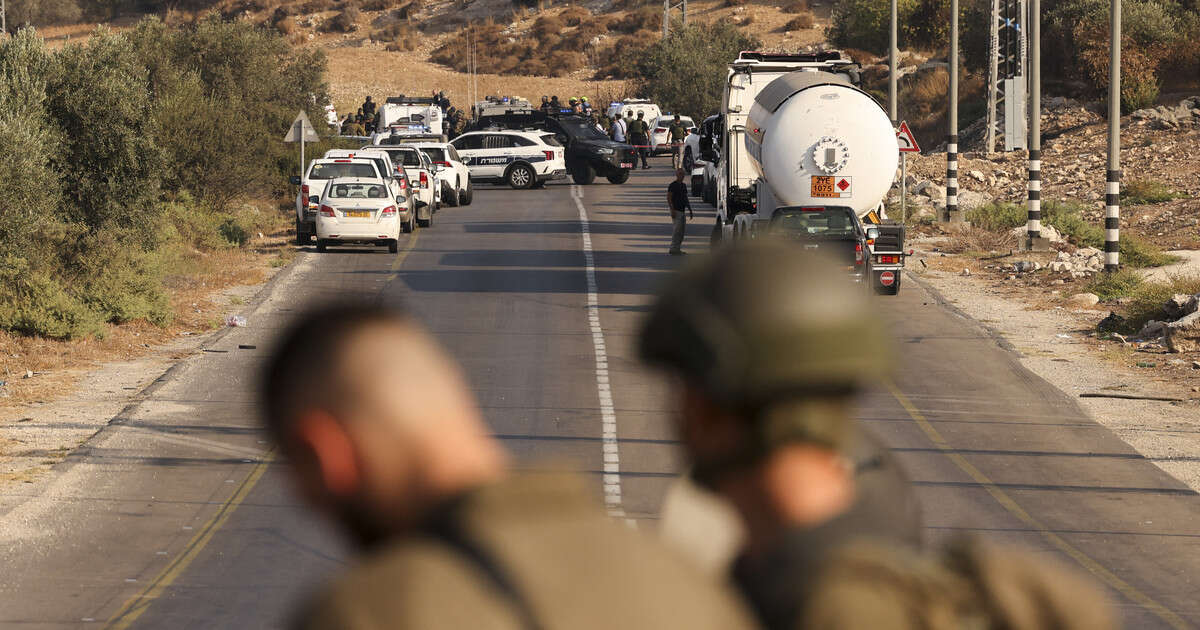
[450,130,567,189]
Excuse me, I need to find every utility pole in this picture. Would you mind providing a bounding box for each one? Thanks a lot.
[1026,0,1043,246]
[663,0,686,37]
[1105,0,1121,271]
[888,0,897,125]
[946,0,959,223]
[2,0,7,35]
[985,0,999,152]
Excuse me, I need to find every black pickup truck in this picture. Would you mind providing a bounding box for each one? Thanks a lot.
[469,112,636,185]
[766,206,906,295]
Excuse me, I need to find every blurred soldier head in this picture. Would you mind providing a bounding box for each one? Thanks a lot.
[674,114,681,122]
[637,111,644,119]
[640,242,915,549]
[542,95,549,103]
[675,168,686,182]
[365,95,373,103]
[262,302,506,547]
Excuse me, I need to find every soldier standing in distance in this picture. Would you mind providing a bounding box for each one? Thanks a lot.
[361,95,376,119]
[627,111,650,169]
[261,302,759,630]
[666,168,693,256]
[639,243,1118,630]
[668,114,688,170]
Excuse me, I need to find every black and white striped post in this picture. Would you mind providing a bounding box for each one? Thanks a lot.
[1105,0,1121,271]
[946,0,959,223]
[1026,0,1041,244]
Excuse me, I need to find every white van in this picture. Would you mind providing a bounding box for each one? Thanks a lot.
[605,98,662,125]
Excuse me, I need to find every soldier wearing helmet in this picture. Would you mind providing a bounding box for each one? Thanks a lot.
[641,242,1117,630]
[640,242,920,628]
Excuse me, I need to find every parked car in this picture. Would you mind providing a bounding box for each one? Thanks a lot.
[351,146,438,227]
[407,141,474,206]
[314,177,408,253]
[469,111,636,185]
[650,114,696,155]
[450,130,567,189]
[292,157,390,245]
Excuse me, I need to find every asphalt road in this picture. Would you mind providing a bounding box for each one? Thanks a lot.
[0,164,1198,629]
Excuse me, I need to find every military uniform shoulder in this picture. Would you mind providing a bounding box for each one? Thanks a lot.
[296,539,525,630]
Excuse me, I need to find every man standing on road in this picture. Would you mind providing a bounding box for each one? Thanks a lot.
[667,168,693,256]
[262,303,758,630]
[639,244,1117,630]
[628,111,650,169]
[668,115,688,170]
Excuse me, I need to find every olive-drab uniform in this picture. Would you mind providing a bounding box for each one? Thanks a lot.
[627,114,650,169]
[296,473,757,630]
[638,243,1119,630]
[668,119,688,169]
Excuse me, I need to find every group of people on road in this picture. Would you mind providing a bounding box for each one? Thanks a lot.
[340,95,379,136]
[264,240,1118,629]
[341,92,458,137]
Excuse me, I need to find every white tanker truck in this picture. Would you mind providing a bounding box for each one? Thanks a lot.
[714,51,908,294]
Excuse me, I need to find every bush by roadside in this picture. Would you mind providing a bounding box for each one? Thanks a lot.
[0,19,329,339]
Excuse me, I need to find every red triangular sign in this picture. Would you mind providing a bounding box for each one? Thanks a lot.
[896,121,921,153]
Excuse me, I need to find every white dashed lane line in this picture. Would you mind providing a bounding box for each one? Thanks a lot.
[572,185,630,524]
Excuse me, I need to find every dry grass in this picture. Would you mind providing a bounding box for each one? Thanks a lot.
[938,225,1018,256]
[781,13,814,30]
[782,0,810,12]
[0,208,292,412]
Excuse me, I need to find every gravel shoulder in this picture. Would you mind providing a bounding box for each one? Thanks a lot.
[908,259,1200,493]
[0,268,287,494]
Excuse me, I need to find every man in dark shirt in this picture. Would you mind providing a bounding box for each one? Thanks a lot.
[667,168,693,255]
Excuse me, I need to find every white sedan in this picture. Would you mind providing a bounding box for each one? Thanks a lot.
[650,115,696,155]
[408,142,474,207]
[315,178,405,253]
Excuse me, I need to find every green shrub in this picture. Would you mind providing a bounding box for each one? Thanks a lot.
[631,22,760,120]
[1085,268,1145,299]
[829,0,919,56]
[1121,179,1180,205]
[1121,275,1200,332]
[3,0,81,29]
[1042,200,1177,268]
[0,256,105,340]
[966,202,1026,231]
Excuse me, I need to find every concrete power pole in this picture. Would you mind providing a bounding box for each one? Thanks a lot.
[2,0,7,35]
[946,0,959,223]
[984,0,1000,153]
[1026,0,1042,245]
[1105,0,1121,271]
[663,0,670,37]
[888,0,897,125]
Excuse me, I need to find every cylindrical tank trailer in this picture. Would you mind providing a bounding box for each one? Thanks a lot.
[745,71,898,217]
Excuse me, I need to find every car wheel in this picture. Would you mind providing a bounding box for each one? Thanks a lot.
[507,164,534,189]
[459,185,472,206]
[606,170,630,185]
[295,219,311,245]
[571,162,596,185]
[402,216,415,233]
[418,209,433,228]
[316,239,328,253]
[388,239,399,254]
[444,184,459,207]
[683,148,694,172]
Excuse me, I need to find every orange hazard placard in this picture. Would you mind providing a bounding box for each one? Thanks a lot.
[811,176,837,197]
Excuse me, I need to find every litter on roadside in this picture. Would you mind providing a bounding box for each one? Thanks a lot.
[224,315,247,327]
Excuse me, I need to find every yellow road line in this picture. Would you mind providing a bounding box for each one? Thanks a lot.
[885,380,1189,629]
[391,229,421,272]
[104,226,422,628]
[104,451,276,630]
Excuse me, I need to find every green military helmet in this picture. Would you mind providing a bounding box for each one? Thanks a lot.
[639,241,893,412]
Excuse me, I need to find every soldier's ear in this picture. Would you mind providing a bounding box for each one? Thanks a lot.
[294,410,362,498]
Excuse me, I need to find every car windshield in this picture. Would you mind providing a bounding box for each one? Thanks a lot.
[558,120,606,141]
[309,162,378,180]
[771,208,857,237]
[328,182,388,199]
[419,147,446,162]
[385,149,423,166]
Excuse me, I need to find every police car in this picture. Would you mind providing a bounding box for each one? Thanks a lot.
[450,130,567,189]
